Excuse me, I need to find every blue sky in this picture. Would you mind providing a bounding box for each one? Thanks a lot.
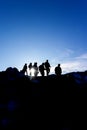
[0,0,87,74]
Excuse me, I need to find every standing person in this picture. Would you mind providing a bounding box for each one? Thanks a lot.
[55,64,62,76]
[21,63,28,75]
[39,63,45,77]
[33,62,38,77]
[44,60,51,76]
[28,62,32,76]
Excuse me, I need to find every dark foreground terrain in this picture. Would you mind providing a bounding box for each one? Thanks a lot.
[0,68,87,129]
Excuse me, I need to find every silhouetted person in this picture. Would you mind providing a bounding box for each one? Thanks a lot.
[55,64,62,77]
[44,60,51,76]
[39,63,45,76]
[28,62,32,76]
[33,62,38,77]
[21,63,28,75]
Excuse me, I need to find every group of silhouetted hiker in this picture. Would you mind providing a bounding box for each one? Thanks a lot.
[20,59,62,77]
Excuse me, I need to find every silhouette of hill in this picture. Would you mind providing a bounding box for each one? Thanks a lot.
[0,67,87,129]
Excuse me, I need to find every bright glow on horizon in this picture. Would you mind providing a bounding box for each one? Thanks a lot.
[30,68,35,77]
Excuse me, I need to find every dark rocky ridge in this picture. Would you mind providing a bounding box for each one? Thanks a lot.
[0,67,87,129]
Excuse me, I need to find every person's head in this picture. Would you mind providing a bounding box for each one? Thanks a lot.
[58,64,60,67]
[29,63,32,67]
[34,62,37,67]
[42,63,44,65]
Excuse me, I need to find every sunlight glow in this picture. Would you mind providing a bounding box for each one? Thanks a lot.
[30,68,35,77]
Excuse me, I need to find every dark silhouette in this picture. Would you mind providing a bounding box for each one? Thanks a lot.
[44,60,51,76]
[5,67,19,80]
[55,63,62,76]
[0,68,87,129]
[39,63,45,76]
[28,63,32,76]
[20,63,28,75]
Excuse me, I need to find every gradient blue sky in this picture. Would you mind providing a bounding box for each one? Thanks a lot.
[0,0,87,74]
